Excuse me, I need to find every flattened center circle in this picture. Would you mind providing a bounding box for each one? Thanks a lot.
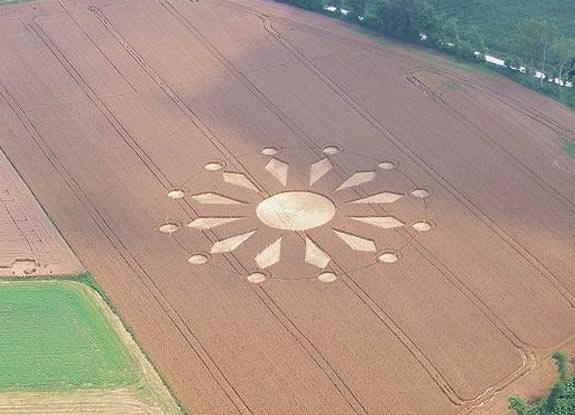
[256,191,335,231]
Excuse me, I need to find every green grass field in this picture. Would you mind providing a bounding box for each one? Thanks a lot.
[429,0,575,54]
[565,139,575,159]
[0,0,33,6]
[0,281,138,392]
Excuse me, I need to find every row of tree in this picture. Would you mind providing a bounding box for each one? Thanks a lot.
[354,0,486,59]
[513,19,575,84]
[277,0,575,85]
[509,351,575,415]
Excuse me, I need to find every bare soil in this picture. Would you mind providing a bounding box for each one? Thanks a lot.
[1,0,574,413]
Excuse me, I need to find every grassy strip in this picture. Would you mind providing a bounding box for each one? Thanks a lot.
[1,273,191,414]
[564,139,575,159]
[0,279,138,391]
[0,0,36,6]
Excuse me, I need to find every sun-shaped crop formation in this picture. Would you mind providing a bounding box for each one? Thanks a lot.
[157,145,433,284]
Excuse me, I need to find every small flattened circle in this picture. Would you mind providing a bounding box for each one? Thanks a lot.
[261,147,279,156]
[378,160,398,170]
[323,145,341,155]
[158,222,179,234]
[317,272,337,283]
[168,189,186,199]
[411,188,431,199]
[188,253,209,265]
[413,221,433,232]
[378,252,399,263]
[204,161,224,171]
[247,272,267,284]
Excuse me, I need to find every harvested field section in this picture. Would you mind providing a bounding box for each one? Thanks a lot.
[0,389,166,415]
[0,144,81,276]
[1,0,575,414]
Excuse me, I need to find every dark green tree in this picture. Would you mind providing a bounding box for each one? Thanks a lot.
[462,26,486,54]
[515,19,558,84]
[332,0,343,12]
[346,0,366,19]
[509,351,575,414]
[547,381,567,411]
[567,58,575,81]
[297,0,323,12]
[375,0,437,41]
[508,396,527,415]
[553,350,570,383]
[554,37,575,82]
[438,17,460,43]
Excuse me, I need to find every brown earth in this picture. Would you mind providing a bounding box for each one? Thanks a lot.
[0,0,574,413]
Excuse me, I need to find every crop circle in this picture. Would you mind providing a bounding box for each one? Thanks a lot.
[204,161,224,171]
[412,221,432,232]
[247,272,267,284]
[378,161,397,170]
[158,223,179,234]
[378,252,399,263]
[317,272,337,283]
[261,147,279,156]
[256,191,336,231]
[168,189,185,199]
[411,188,431,199]
[188,254,209,265]
[323,146,341,155]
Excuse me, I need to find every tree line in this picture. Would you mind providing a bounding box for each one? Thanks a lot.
[277,0,575,87]
[511,19,575,84]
